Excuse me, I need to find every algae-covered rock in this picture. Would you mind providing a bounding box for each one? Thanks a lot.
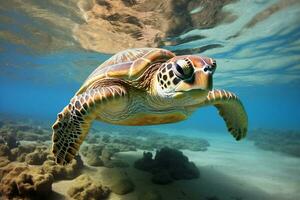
[0,120,51,142]
[0,132,19,149]
[16,172,53,195]
[0,156,10,167]
[134,152,155,171]
[146,135,209,151]
[152,170,173,184]
[0,144,11,157]
[10,144,36,162]
[67,175,110,200]
[107,129,209,152]
[248,129,300,157]
[25,146,49,165]
[0,163,53,199]
[42,155,83,180]
[134,147,199,184]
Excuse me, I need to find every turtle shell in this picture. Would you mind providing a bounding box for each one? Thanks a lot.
[76,48,175,95]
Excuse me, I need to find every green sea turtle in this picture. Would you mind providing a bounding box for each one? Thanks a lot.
[52,48,248,165]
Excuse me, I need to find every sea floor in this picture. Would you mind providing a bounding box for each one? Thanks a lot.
[51,129,300,200]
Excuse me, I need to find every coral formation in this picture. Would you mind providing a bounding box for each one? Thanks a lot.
[248,129,300,157]
[67,175,110,200]
[0,157,10,168]
[25,146,49,165]
[0,119,206,198]
[85,128,210,152]
[0,132,19,149]
[80,144,129,168]
[10,144,37,162]
[0,163,53,199]
[134,147,200,184]
[0,144,11,157]
[0,120,51,142]
[42,155,83,180]
[143,135,210,151]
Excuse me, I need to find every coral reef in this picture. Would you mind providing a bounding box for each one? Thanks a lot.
[81,128,208,171]
[1,141,49,165]
[134,147,200,184]
[143,135,209,151]
[0,163,53,199]
[25,146,49,165]
[85,128,210,152]
[0,157,10,168]
[0,120,51,142]
[0,144,11,157]
[0,146,84,199]
[67,175,110,200]
[0,132,19,149]
[248,129,300,157]
[80,144,129,168]
[42,155,84,180]
[10,144,37,162]
[0,119,206,198]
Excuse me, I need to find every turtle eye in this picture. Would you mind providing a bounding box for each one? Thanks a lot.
[174,59,194,80]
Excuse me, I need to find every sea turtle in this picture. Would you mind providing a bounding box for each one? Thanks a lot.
[52,48,248,165]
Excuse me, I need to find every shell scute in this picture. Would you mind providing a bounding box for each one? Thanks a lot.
[76,48,175,95]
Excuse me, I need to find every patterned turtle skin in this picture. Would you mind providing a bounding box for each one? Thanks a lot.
[52,48,248,165]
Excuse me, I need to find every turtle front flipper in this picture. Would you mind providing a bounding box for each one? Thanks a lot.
[52,85,127,165]
[204,89,248,140]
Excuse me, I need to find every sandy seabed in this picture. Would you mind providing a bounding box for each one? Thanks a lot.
[52,129,300,200]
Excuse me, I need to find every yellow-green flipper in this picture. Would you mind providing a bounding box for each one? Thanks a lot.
[203,89,248,140]
[52,48,248,165]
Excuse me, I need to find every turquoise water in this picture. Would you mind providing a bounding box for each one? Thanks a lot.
[1,1,300,131]
[0,1,300,200]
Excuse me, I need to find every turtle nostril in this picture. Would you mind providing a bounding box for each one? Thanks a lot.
[212,60,217,68]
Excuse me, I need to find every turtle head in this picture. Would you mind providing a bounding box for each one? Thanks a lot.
[155,55,216,104]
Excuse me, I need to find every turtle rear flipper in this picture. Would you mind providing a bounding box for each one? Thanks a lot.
[203,89,248,140]
[52,85,127,165]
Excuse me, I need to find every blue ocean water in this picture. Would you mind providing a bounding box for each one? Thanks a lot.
[0,1,300,199]
[1,33,300,131]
